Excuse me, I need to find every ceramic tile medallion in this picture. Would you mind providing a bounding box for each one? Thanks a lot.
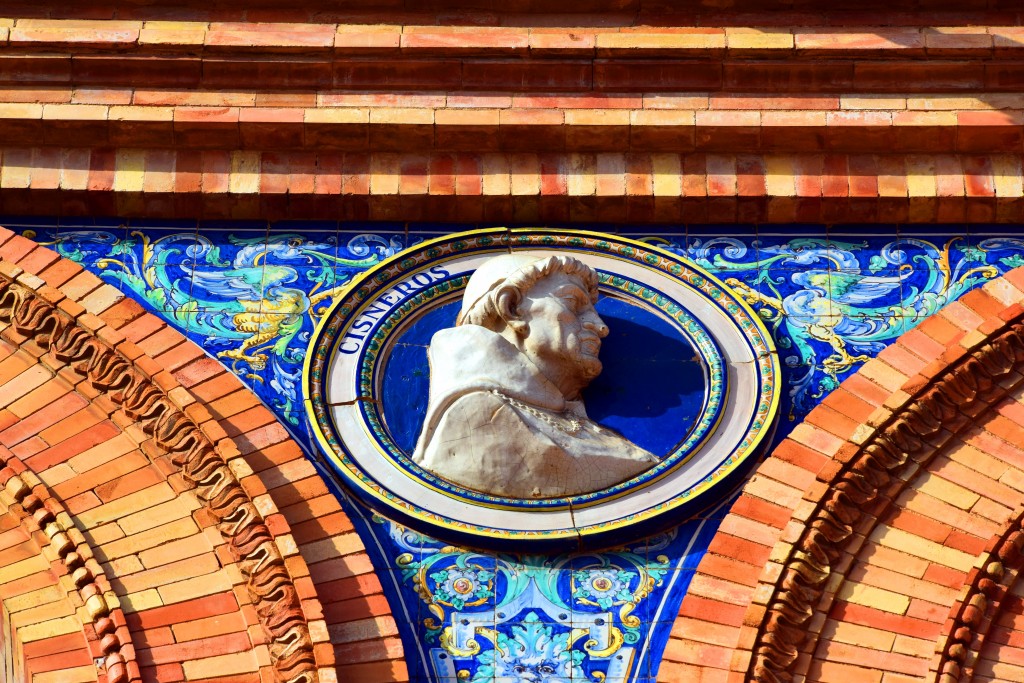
[305,228,781,550]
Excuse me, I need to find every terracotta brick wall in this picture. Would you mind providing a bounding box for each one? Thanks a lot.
[0,6,1022,221]
[0,229,405,683]
[4,3,1024,682]
[665,269,1024,683]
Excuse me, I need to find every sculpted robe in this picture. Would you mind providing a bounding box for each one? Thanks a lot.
[412,325,658,498]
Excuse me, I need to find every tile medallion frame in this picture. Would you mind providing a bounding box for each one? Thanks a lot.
[304,228,781,550]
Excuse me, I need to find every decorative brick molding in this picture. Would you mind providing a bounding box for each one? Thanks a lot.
[2,11,1024,222]
[0,264,319,683]
[0,227,409,683]
[2,148,1022,223]
[751,316,1024,682]
[0,453,138,682]
[663,268,1024,683]
[931,503,1024,683]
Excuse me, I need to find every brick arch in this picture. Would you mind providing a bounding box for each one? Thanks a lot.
[661,267,1024,683]
[0,228,406,683]
[0,457,112,683]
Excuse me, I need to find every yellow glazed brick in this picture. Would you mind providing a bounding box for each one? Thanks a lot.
[74,481,175,527]
[304,108,368,124]
[303,533,365,564]
[37,463,75,487]
[68,434,138,474]
[826,621,897,651]
[35,665,96,683]
[892,634,933,658]
[113,149,145,192]
[835,582,911,614]
[566,154,596,197]
[138,534,213,569]
[840,96,907,110]
[42,103,107,120]
[276,533,299,557]
[16,616,81,643]
[11,599,76,628]
[118,496,200,536]
[182,650,260,679]
[369,107,433,125]
[84,522,126,547]
[870,526,975,572]
[765,155,797,196]
[481,154,510,196]
[992,155,1024,197]
[139,26,206,45]
[158,569,233,604]
[0,103,43,118]
[119,588,163,613]
[369,154,400,195]
[651,154,682,196]
[105,555,144,577]
[228,457,254,480]
[905,156,938,197]
[597,32,726,51]
[725,28,794,50]
[117,555,220,595]
[228,151,260,194]
[100,517,200,560]
[4,586,65,614]
[916,471,981,510]
[0,555,50,584]
[0,155,32,189]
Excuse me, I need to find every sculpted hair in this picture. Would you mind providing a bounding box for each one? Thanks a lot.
[458,255,600,329]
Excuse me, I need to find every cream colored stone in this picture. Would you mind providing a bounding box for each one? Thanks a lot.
[412,255,658,498]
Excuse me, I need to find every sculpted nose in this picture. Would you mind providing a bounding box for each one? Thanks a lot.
[585,310,609,338]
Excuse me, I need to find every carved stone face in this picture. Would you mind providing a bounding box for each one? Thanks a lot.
[515,271,609,396]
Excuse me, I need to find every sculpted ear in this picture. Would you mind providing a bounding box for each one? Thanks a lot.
[494,286,527,335]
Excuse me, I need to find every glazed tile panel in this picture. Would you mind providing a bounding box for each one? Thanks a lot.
[16,219,1023,683]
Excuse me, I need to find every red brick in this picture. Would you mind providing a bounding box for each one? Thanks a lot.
[126,593,240,631]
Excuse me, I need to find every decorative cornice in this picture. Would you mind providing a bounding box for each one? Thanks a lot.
[0,458,138,683]
[0,277,318,683]
[750,313,1024,683]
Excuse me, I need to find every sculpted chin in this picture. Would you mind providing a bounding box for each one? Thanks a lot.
[411,253,658,498]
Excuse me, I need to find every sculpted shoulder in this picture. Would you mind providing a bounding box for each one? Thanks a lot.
[416,390,567,498]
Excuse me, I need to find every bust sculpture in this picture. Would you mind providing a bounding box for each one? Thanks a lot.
[411,253,659,498]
